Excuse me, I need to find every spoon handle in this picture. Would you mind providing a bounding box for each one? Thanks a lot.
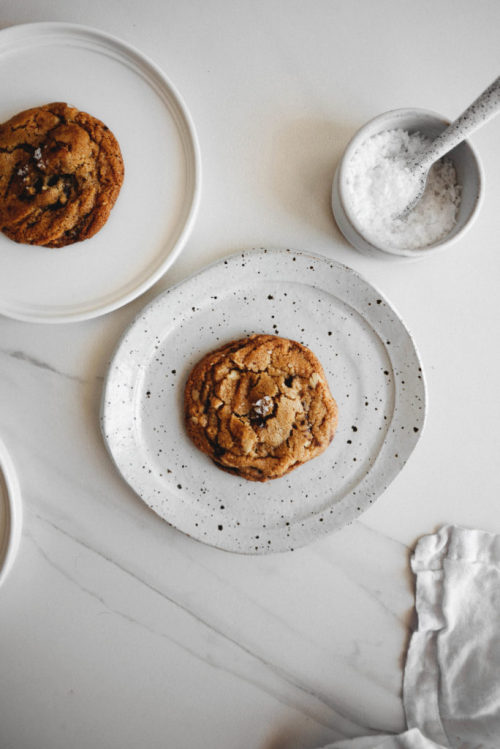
[416,75,500,172]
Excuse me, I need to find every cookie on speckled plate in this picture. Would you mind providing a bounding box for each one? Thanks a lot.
[184,334,338,481]
[0,102,124,247]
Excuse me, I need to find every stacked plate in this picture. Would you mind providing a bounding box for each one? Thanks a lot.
[0,22,201,323]
[0,440,22,587]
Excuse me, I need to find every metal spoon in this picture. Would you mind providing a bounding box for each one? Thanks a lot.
[397,75,500,219]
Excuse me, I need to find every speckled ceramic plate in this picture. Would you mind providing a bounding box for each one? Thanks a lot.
[0,438,22,586]
[0,23,200,323]
[101,248,426,553]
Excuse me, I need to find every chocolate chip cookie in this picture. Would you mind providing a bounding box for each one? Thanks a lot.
[0,102,124,247]
[184,334,338,481]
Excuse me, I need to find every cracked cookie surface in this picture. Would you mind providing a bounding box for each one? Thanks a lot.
[0,102,124,247]
[184,334,338,481]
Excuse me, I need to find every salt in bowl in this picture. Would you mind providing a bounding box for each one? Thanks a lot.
[331,108,484,259]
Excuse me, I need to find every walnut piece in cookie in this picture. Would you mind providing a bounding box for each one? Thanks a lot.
[0,102,124,247]
[184,334,338,481]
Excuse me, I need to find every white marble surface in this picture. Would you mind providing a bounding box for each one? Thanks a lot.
[1,1,500,748]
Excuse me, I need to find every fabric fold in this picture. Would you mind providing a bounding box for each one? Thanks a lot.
[326,728,446,748]
[404,525,500,749]
[321,525,500,749]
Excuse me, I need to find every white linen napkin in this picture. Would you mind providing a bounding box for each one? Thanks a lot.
[326,728,445,749]
[321,525,500,749]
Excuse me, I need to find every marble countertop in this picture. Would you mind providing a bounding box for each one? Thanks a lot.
[1,1,500,747]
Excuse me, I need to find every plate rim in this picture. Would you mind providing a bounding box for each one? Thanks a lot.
[0,438,23,586]
[0,21,202,324]
[100,247,427,554]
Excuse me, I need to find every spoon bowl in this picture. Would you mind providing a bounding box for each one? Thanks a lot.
[332,108,484,259]
[393,161,433,221]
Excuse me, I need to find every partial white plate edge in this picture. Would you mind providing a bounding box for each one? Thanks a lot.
[0,22,202,324]
[100,247,427,553]
[0,438,23,586]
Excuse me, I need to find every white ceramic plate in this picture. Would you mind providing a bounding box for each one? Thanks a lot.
[0,23,201,323]
[101,248,426,553]
[0,439,22,586]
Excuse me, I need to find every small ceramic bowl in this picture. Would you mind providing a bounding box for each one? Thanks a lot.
[331,108,484,259]
[0,439,22,588]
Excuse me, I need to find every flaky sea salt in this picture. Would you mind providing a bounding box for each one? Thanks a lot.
[252,396,273,417]
[345,129,462,250]
[33,146,46,170]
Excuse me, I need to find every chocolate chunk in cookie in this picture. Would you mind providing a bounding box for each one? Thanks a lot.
[184,334,338,481]
[0,102,124,247]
